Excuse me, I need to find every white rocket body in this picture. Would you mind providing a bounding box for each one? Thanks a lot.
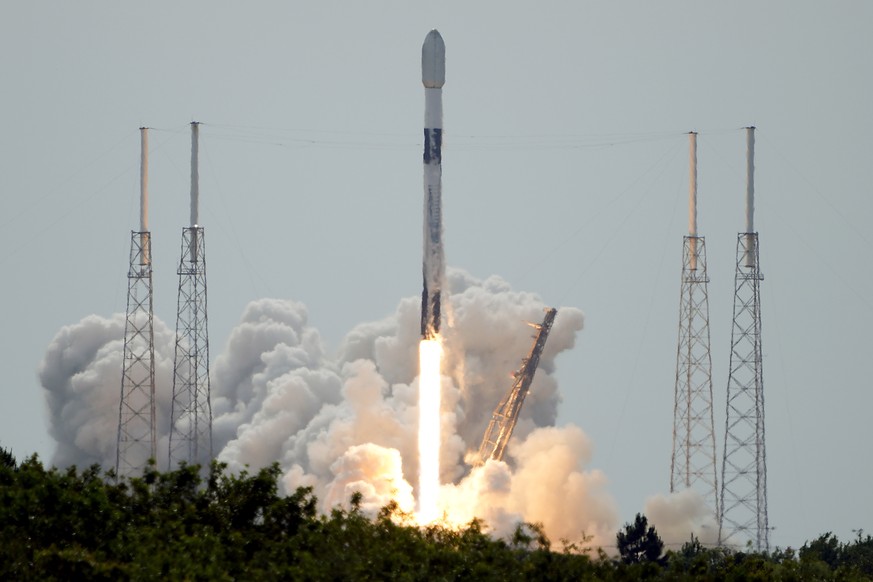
[421,30,445,340]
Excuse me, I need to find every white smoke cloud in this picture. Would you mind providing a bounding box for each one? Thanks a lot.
[40,269,618,547]
[210,298,332,455]
[323,443,415,515]
[440,271,581,450]
[644,488,719,547]
[439,425,618,549]
[39,313,176,469]
[272,358,419,499]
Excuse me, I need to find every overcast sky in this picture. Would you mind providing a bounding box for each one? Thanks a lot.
[2,2,871,549]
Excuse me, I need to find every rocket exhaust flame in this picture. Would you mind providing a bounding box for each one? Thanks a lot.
[43,284,615,546]
[417,338,442,523]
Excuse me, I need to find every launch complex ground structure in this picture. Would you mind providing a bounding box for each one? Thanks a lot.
[478,308,558,464]
[168,122,213,469]
[719,127,769,552]
[116,128,157,479]
[670,132,719,518]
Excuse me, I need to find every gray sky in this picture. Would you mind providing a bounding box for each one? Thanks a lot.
[2,2,871,549]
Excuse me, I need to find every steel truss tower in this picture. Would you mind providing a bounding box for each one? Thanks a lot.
[671,132,718,514]
[719,127,769,552]
[477,308,557,464]
[117,128,156,478]
[169,122,213,468]
[671,237,718,508]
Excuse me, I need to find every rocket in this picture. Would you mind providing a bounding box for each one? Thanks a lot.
[421,29,446,340]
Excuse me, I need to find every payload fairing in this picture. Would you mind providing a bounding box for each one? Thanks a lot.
[420,29,446,340]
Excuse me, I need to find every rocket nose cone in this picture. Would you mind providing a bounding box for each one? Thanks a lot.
[422,29,445,88]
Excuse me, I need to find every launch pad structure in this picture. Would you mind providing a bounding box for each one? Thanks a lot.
[477,308,558,464]
[168,122,213,469]
[116,128,157,479]
[718,127,769,552]
[670,132,718,515]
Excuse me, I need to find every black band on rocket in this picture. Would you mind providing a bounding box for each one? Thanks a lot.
[423,128,442,164]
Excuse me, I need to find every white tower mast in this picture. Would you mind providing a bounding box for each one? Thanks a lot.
[671,132,718,515]
[116,127,157,478]
[719,126,769,552]
[169,122,213,468]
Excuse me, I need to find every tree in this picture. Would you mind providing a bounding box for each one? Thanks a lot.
[12,456,859,579]
[841,530,873,577]
[616,513,665,566]
[0,445,14,469]
[800,531,841,568]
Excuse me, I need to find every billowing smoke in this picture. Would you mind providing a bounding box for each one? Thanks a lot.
[644,489,719,547]
[39,314,176,469]
[440,425,618,548]
[39,269,619,547]
[209,298,336,461]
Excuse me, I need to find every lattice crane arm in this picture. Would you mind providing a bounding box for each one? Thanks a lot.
[476,308,557,465]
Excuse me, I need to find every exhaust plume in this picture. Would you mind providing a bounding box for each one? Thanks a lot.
[39,313,176,469]
[40,269,617,546]
[645,488,719,547]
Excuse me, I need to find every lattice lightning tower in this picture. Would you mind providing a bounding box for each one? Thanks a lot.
[719,127,769,552]
[671,132,718,514]
[116,128,157,478]
[169,122,213,468]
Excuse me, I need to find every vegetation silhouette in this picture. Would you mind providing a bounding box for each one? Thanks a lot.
[1,448,871,580]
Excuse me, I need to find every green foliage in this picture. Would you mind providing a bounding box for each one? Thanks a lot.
[801,530,873,580]
[1,456,871,580]
[1,457,598,580]
[617,512,666,566]
[664,534,729,578]
[802,531,841,568]
[0,444,15,469]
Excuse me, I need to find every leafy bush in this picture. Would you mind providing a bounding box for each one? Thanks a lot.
[1,455,870,580]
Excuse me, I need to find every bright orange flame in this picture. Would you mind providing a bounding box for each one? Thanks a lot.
[417,338,442,523]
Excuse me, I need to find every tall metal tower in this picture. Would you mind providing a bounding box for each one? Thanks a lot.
[719,127,769,552]
[116,128,157,478]
[671,132,718,514]
[168,122,213,468]
[477,308,557,464]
